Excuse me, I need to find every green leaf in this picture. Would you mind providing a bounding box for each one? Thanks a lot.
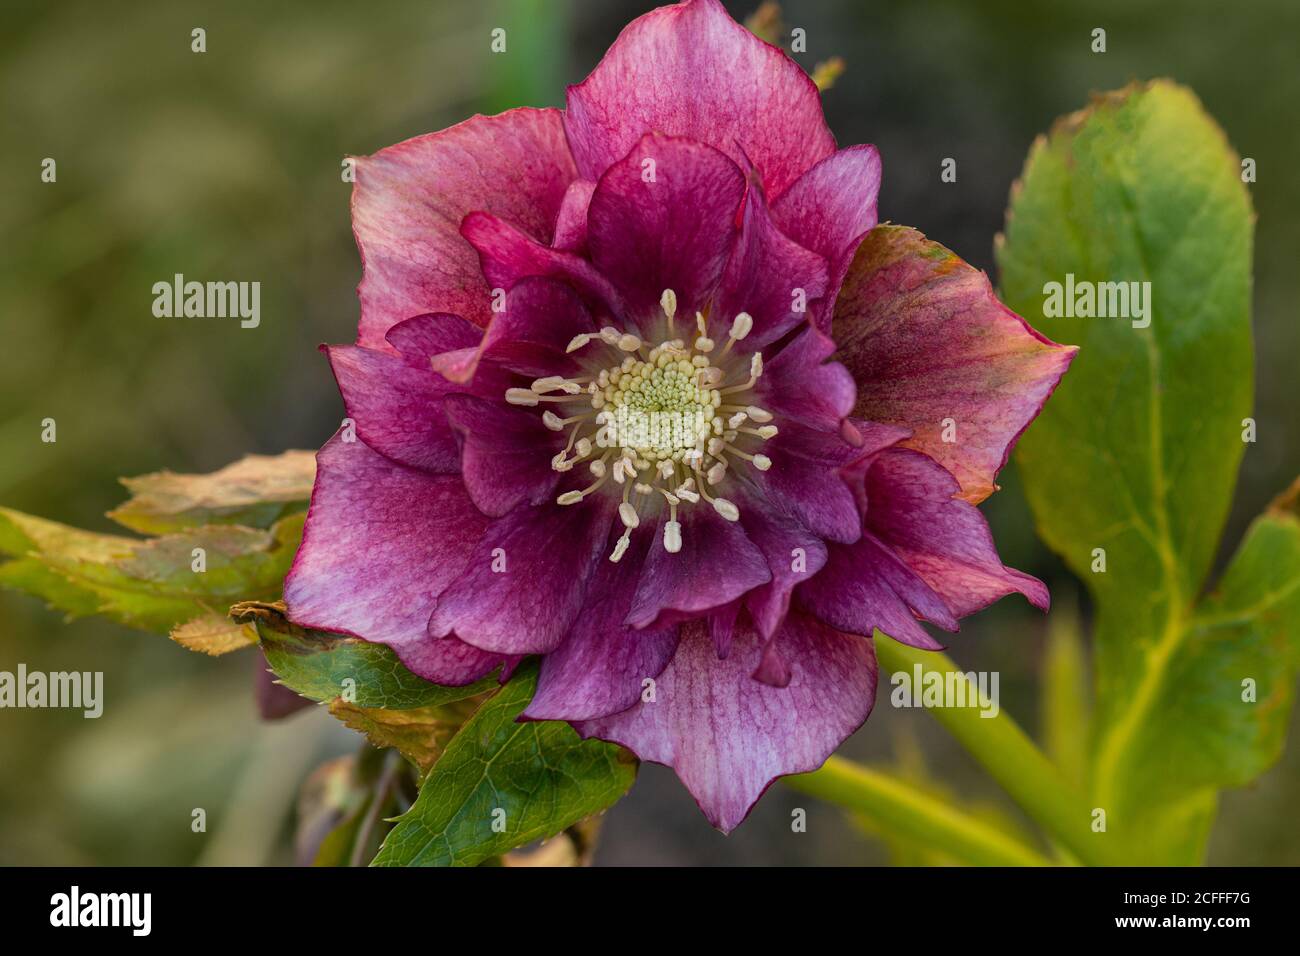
[1120,499,1300,802]
[0,507,301,633]
[372,661,638,867]
[108,450,316,534]
[328,698,483,777]
[233,601,498,709]
[998,80,1263,861]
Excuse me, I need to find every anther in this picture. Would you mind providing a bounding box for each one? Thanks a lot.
[712,498,740,522]
[661,288,678,326]
[663,520,682,553]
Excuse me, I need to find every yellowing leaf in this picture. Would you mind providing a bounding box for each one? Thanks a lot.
[108,450,316,534]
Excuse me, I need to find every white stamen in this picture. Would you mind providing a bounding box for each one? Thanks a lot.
[663,520,682,553]
[619,502,640,529]
[618,333,642,352]
[542,411,565,431]
[712,498,740,522]
[661,288,678,324]
[609,531,631,563]
[752,454,772,471]
[557,490,584,505]
[566,334,593,353]
[506,388,539,407]
[746,405,773,423]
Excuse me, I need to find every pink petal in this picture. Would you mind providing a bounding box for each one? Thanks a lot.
[798,531,959,651]
[736,500,828,640]
[755,324,856,433]
[522,530,679,722]
[553,179,597,252]
[772,145,882,330]
[575,613,877,833]
[626,505,771,630]
[834,226,1077,503]
[565,0,835,197]
[863,448,1048,616]
[324,315,472,474]
[352,108,576,349]
[441,394,563,517]
[460,210,625,317]
[428,498,616,655]
[586,132,745,326]
[713,177,831,350]
[283,434,505,685]
[431,277,597,386]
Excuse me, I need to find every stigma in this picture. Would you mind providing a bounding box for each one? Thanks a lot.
[503,290,778,560]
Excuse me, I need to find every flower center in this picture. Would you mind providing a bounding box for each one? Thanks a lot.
[504,289,777,561]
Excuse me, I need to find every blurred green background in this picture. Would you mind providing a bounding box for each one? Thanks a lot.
[1,0,1296,865]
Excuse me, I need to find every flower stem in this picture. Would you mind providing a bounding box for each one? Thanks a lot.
[871,633,1122,867]
[786,757,1054,866]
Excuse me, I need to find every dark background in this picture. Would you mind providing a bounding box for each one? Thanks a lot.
[1,0,1296,865]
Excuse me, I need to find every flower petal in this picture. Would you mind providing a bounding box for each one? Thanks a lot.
[565,0,835,197]
[798,530,959,650]
[553,179,597,252]
[713,179,831,350]
[324,319,469,473]
[283,434,506,685]
[428,498,616,655]
[755,324,855,432]
[833,225,1077,503]
[522,529,679,722]
[750,421,866,545]
[772,145,882,330]
[626,504,771,630]
[431,276,597,386]
[736,499,827,640]
[460,210,625,317]
[863,448,1048,616]
[441,393,563,517]
[352,108,576,349]
[575,612,877,833]
[586,132,745,326]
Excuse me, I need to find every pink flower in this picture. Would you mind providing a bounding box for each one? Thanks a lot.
[285,0,1075,831]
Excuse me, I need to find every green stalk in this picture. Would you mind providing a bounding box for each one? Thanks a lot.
[786,757,1053,866]
[870,633,1122,867]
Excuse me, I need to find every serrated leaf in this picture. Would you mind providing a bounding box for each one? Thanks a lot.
[233,601,498,709]
[170,612,257,656]
[998,80,1263,861]
[108,450,316,534]
[372,661,637,867]
[0,507,301,634]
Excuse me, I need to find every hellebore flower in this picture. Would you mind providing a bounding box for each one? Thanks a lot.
[285,0,1076,831]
